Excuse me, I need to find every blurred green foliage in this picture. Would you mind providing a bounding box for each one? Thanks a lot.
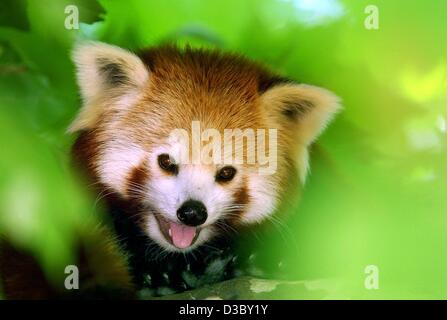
[0,0,446,299]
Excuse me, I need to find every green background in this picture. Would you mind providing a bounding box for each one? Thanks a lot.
[1,0,446,299]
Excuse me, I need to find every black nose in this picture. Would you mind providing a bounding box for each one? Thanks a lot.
[177,200,208,226]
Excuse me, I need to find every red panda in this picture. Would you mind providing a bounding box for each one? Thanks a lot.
[1,42,340,298]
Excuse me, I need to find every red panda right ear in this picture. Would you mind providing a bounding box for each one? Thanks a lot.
[68,41,150,133]
[260,83,340,147]
[260,82,341,183]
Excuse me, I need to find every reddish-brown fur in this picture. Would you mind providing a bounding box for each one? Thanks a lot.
[1,43,340,299]
[72,46,294,224]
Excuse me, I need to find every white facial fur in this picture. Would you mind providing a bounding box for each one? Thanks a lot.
[69,42,341,253]
[98,140,147,195]
[97,137,278,252]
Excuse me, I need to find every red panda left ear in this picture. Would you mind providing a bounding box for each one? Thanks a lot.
[68,41,150,133]
[260,82,341,182]
[260,83,341,146]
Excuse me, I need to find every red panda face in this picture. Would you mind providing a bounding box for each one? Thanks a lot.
[69,42,340,252]
[124,136,277,251]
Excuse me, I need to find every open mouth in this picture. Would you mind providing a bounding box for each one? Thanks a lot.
[154,214,200,249]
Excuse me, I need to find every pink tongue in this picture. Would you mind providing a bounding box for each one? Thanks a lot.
[169,222,196,248]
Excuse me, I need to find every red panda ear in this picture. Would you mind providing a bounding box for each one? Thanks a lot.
[260,83,341,182]
[68,41,150,133]
[261,83,341,147]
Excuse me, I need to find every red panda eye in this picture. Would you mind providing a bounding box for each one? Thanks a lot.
[158,154,178,174]
[216,166,237,182]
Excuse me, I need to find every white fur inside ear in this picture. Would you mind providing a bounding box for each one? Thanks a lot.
[290,84,341,146]
[261,83,341,184]
[262,83,341,146]
[291,85,341,183]
[73,41,149,101]
[68,41,149,132]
